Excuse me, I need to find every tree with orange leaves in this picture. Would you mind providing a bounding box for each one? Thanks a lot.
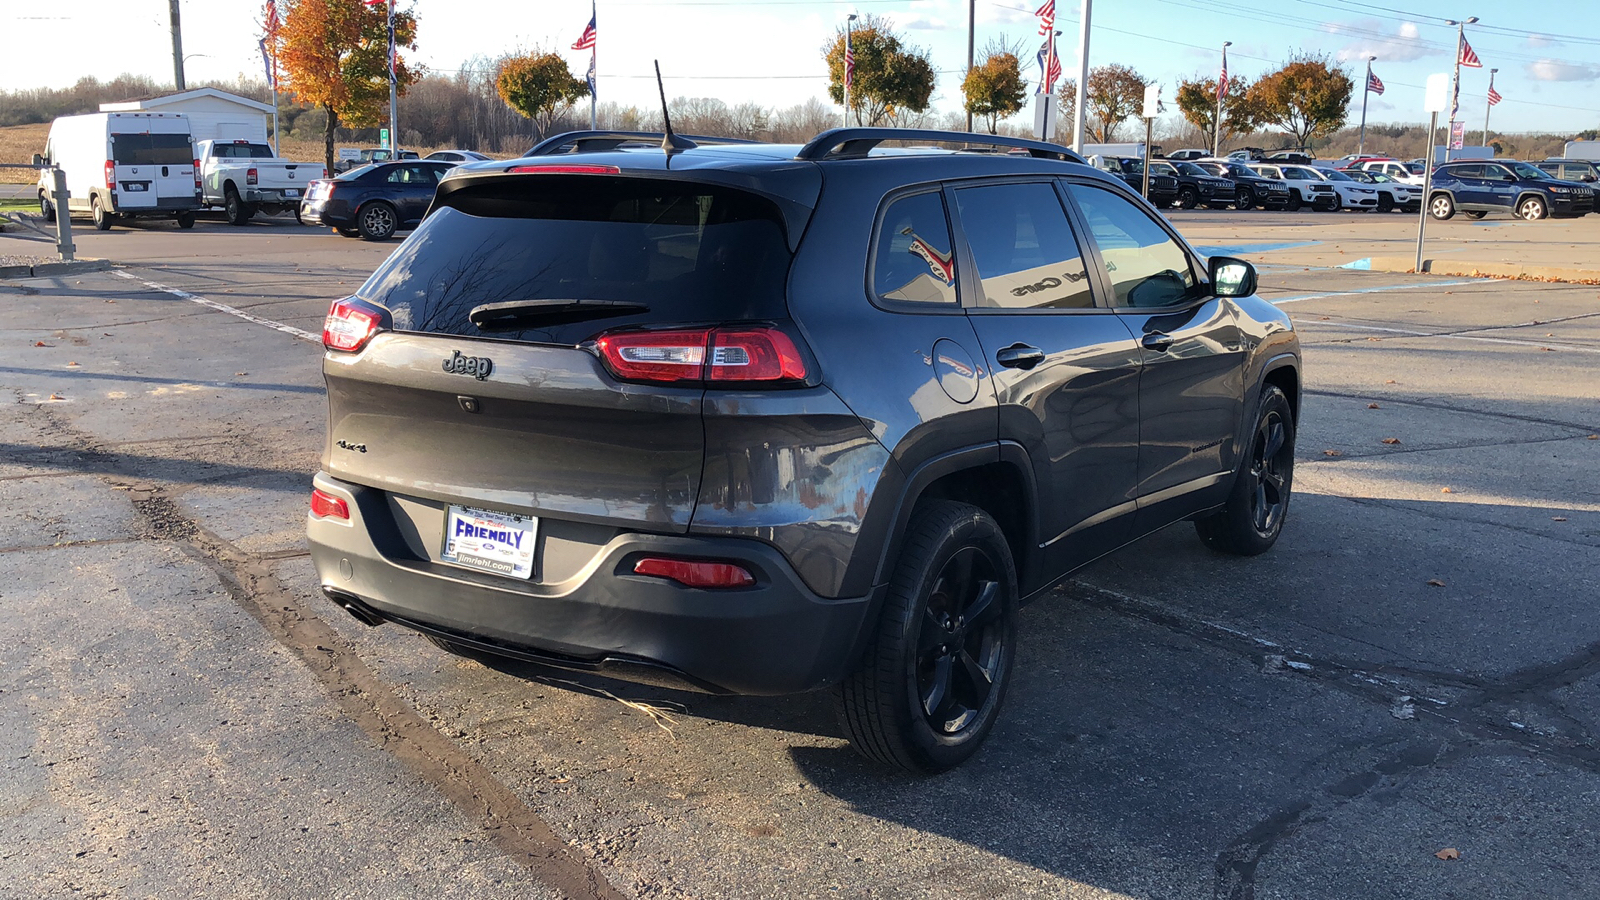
[274,0,420,173]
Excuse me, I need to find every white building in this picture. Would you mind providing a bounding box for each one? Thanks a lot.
[100,88,274,145]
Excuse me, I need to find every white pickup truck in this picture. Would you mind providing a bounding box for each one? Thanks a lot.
[196,139,326,225]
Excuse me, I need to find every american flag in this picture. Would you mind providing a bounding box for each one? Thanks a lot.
[1459,38,1482,68]
[263,0,280,88]
[264,0,279,37]
[1367,71,1385,95]
[1488,86,1502,106]
[1035,0,1055,36]
[587,56,597,98]
[844,31,855,89]
[1036,38,1061,94]
[1217,57,1228,103]
[573,14,597,51]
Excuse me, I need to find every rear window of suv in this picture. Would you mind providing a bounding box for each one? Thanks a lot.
[357,175,792,345]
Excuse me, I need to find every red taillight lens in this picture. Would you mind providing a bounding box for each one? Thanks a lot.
[104,160,116,190]
[193,158,201,190]
[506,164,621,174]
[594,329,710,383]
[594,326,807,385]
[247,167,258,185]
[323,298,383,352]
[310,488,349,520]
[633,556,755,588]
[709,329,807,382]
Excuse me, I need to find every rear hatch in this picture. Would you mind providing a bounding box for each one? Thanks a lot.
[110,127,195,210]
[322,169,806,536]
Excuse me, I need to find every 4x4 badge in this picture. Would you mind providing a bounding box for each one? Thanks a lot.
[443,350,493,381]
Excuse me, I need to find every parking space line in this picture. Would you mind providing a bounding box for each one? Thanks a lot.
[1309,319,1600,354]
[111,270,320,344]
[1270,279,1487,305]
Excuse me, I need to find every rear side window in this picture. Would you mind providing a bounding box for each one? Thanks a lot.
[111,133,192,166]
[212,143,275,159]
[953,182,1092,310]
[358,176,792,345]
[1066,183,1203,310]
[874,191,957,305]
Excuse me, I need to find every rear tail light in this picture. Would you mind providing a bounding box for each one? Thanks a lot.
[104,160,116,190]
[310,488,349,521]
[593,326,807,385]
[633,556,754,589]
[193,158,201,190]
[247,167,258,186]
[323,298,384,352]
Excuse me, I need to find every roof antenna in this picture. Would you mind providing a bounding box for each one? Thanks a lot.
[655,60,696,155]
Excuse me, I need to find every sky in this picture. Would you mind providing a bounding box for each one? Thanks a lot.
[4,0,1599,135]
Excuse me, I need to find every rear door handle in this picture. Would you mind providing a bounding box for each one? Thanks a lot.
[1141,332,1175,352]
[995,344,1045,370]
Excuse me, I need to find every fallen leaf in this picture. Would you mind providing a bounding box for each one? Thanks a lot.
[48,393,63,400]
[1366,337,1382,341]
[1590,435,1599,440]
[1540,347,1555,352]
[234,371,248,376]
[1385,379,1397,384]
[1367,403,1381,409]
[1552,517,1568,522]
[1427,579,1446,587]
[1440,487,1454,494]
[1435,847,1460,861]
[1547,333,1555,337]
[1319,316,1330,320]
[33,341,49,347]
[1323,449,1343,457]
[1382,437,1402,445]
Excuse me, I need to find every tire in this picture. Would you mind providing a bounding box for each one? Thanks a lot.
[1234,188,1254,211]
[836,500,1018,774]
[1176,185,1200,210]
[293,205,303,225]
[38,192,54,222]
[336,226,360,238]
[1194,384,1295,556]
[1465,210,1488,220]
[224,188,253,226]
[1321,195,1340,211]
[175,211,196,229]
[1285,191,1302,212]
[1376,193,1394,213]
[1518,196,1548,221]
[1429,193,1456,220]
[357,202,398,241]
[91,195,112,230]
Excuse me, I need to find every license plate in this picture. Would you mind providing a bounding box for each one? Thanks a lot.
[441,505,536,578]
[124,183,148,192]
[284,189,299,198]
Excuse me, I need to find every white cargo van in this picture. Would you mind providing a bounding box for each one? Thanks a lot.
[36,112,201,230]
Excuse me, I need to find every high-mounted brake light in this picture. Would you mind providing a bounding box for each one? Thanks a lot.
[593,326,808,385]
[104,160,116,190]
[246,167,258,186]
[323,298,383,352]
[633,556,755,589]
[310,488,350,521]
[506,164,622,175]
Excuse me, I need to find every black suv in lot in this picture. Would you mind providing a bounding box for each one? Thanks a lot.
[308,128,1302,773]
[1191,160,1293,210]
[1088,155,1180,207]
[1149,159,1235,209]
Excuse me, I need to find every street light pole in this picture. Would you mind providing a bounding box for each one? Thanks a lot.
[1358,56,1375,157]
[1482,67,1498,147]
[1446,16,1478,162]
[169,0,186,90]
[1071,0,1091,154]
[1213,41,1230,159]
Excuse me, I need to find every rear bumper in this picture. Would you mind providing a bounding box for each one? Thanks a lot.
[306,473,877,695]
[111,195,200,215]
[300,199,353,228]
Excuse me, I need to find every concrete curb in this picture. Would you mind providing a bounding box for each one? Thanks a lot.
[0,259,112,280]
[1357,255,1600,285]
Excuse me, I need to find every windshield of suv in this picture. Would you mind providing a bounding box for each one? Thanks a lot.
[1175,162,1210,177]
[358,176,793,345]
[1507,161,1550,180]
[1323,170,1354,182]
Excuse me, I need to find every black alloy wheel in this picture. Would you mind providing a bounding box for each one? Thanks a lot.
[1235,187,1254,211]
[1376,193,1394,213]
[1285,191,1302,212]
[1176,185,1200,209]
[837,500,1017,773]
[1195,384,1295,556]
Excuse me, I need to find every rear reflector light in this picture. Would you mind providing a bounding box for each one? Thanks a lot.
[310,488,349,520]
[506,164,622,175]
[594,327,807,385]
[323,298,383,352]
[633,557,755,589]
[247,167,258,185]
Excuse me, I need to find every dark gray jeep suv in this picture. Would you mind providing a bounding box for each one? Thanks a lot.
[308,128,1301,773]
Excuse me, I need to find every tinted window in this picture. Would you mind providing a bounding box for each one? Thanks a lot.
[385,165,436,184]
[111,133,192,166]
[874,191,957,305]
[953,182,1092,310]
[211,143,275,159]
[1151,162,1177,176]
[358,177,792,344]
[1067,183,1202,309]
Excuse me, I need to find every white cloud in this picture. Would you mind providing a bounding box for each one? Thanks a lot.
[1527,59,1600,82]
[1526,34,1557,49]
[1326,19,1436,63]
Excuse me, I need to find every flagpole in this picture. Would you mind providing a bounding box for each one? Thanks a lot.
[1358,56,1374,158]
[387,0,398,152]
[1446,16,1477,163]
[1213,42,1229,158]
[590,1,597,129]
[1071,0,1089,154]
[1043,26,1055,141]
[844,15,857,128]
[1482,67,1496,147]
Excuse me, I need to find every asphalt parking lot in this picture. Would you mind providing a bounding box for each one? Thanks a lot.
[3,212,1598,899]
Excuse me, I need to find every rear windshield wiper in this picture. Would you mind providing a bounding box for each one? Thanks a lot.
[468,299,649,330]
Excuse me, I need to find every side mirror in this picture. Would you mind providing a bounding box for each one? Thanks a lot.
[1209,256,1257,298]
[32,153,44,167]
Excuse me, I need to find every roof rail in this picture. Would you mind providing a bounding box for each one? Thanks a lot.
[523,130,761,157]
[795,128,1084,163]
